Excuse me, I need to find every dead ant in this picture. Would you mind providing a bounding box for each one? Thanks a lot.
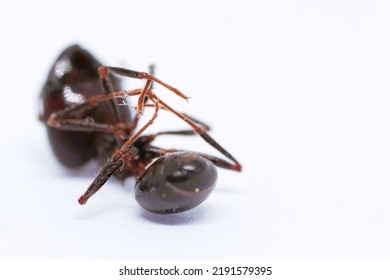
[39,44,242,214]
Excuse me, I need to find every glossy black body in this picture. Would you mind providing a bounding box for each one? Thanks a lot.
[40,45,241,215]
[39,45,131,168]
[135,152,218,213]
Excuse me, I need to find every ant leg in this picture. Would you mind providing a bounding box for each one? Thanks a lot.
[140,146,241,171]
[133,102,240,171]
[141,122,210,138]
[139,64,155,107]
[99,66,189,100]
[142,103,211,132]
[150,94,242,172]
[46,89,144,137]
[98,66,190,116]
[124,64,157,130]
[97,64,157,131]
[192,153,240,170]
[98,66,126,123]
[78,98,162,205]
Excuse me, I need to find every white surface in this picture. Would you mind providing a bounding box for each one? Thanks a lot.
[1,0,390,259]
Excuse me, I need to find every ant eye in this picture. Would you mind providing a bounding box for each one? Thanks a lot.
[135,152,218,214]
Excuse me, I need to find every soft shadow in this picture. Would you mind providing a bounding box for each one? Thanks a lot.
[139,206,209,225]
[74,202,125,221]
[213,186,243,194]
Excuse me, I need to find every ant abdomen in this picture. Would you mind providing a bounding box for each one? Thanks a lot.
[135,152,218,214]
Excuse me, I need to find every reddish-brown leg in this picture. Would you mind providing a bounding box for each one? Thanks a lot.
[123,96,241,171]
[148,93,242,172]
[46,89,144,138]
[98,66,190,116]
[141,146,240,171]
[134,130,240,171]
[98,66,124,122]
[78,97,162,205]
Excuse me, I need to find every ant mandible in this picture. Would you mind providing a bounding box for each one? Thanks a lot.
[39,45,242,214]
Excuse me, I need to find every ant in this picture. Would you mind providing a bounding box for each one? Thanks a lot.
[39,45,242,214]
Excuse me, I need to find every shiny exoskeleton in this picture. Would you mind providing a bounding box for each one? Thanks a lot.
[40,45,241,214]
[39,45,132,179]
[136,152,218,213]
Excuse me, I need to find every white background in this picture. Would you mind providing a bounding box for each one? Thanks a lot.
[0,0,390,259]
